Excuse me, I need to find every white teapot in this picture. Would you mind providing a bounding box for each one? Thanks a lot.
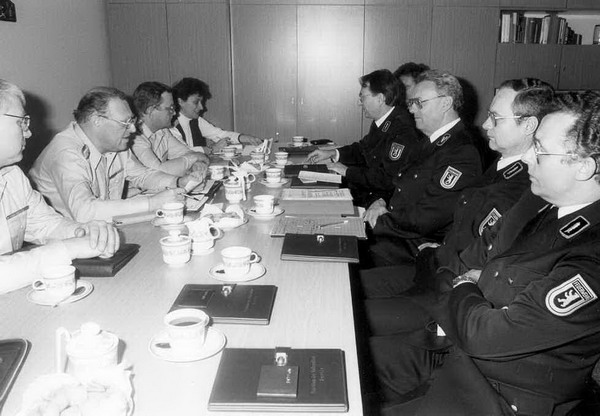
[55,322,119,381]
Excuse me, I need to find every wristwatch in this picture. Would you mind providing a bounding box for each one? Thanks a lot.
[452,274,478,288]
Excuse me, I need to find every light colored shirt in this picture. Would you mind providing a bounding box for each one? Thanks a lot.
[497,154,523,171]
[131,123,198,176]
[429,118,461,143]
[172,114,241,148]
[0,165,75,294]
[30,122,177,222]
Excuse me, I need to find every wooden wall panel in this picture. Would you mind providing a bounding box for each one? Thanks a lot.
[567,0,600,9]
[499,0,566,8]
[167,3,233,130]
[298,5,364,144]
[231,5,298,139]
[107,3,170,95]
[495,44,561,87]
[559,46,600,90]
[435,0,498,6]
[430,6,499,126]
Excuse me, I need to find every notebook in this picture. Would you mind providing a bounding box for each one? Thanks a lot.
[280,233,359,263]
[283,164,329,177]
[271,217,367,239]
[71,243,140,277]
[0,339,29,408]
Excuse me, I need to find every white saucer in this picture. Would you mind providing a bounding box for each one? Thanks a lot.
[247,206,284,220]
[151,215,194,227]
[149,327,226,363]
[209,263,266,282]
[214,217,248,230]
[192,247,214,256]
[259,178,290,188]
[27,280,94,306]
[271,160,293,167]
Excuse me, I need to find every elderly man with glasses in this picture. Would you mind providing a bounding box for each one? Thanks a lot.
[0,79,119,294]
[363,70,482,267]
[131,82,208,181]
[30,87,196,222]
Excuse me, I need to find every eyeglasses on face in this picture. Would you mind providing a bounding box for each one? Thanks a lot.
[3,113,31,131]
[98,114,137,129]
[406,95,446,110]
[155,104,176,114]
[531,140,577,164]
[486,110,523,127]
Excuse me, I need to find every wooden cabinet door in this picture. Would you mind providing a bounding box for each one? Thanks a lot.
[107,3,170,94]
[297,5,364,145]
[559,46,600,90]
[495,44,561,88]
[167,2,233,131]
[500,0,566,7]
[431,6,498,126]
[567,0,600,9]
[231,4,297,139]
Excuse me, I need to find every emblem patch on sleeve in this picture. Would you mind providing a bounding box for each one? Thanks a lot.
[389,143,405,161]
[440,166,462,189]
[545,274,597,316]
[478,208,501,235]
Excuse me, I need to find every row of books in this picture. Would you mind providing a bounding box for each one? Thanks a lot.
[499,12,582,45]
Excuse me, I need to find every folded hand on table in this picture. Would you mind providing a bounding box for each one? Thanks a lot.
[305,149,336,164]
[239,134,263,146]
[364,198,389,228]
[326,161,347,176]
[71,220,121,259]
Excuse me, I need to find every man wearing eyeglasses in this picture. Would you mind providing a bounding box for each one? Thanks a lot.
[131,82,209,183]
[0,79,119,294]
[30,87,193,222]
[369,91,600,416]
[363,70,482,267]
[305,69,423,207]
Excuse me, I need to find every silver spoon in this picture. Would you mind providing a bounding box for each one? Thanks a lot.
[52,285,86,308]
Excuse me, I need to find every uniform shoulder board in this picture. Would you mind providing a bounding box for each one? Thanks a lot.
[389,142,405,161]
[81,144,90,160]
[545,274,597,316]
[381,120,391,132]
[559,216,590,239]
[436,133,451,146]
[502,161,524,180]
[478,208,501,235]
[440,166,462,189]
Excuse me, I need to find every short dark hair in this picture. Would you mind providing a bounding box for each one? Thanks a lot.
[132,81,171,115]
[416,70,463,110]
[393,62,430,82]
[499,78,554,123]
[172,77,212,103]
[73,87,129,124]
[360,69,402,106]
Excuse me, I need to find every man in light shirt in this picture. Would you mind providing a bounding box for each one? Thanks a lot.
[0,79,119,294]
[30,87,194,222]
[171,77,262,153]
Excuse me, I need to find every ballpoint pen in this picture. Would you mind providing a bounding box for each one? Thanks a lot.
[317,220,349,229]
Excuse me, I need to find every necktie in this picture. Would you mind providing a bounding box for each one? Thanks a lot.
[190,118,206,147]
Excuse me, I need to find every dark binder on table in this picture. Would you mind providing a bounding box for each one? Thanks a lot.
[71,243,140,277]
[208,348,348,412]
[290,177,340,189]
[278,145,318,155]
[169,284,277,325]
[280,234,359,263]
[284,164,329,177]
[0,339,29,408]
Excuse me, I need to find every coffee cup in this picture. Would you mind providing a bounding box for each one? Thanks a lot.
[156,202,184,225]
[32,265,76,302]
[250,151,266,164]
[253,194,275,215]
[164,308,209,353]
[274,151,288,166]
[221,246,260,277]
[265,167,282,184]
[189,218,222,254]
[292,136,304,147]
[209,165,225,180]
[224,179,243,203]
[159,235,192,266]
[222,146,237,159]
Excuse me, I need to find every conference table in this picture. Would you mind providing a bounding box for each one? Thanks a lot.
[0,162,364,415]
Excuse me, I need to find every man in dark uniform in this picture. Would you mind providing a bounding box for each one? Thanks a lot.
[364,70,482,266]
[361,79,555,336]
[370,91,600,416]
[306,69,423,207]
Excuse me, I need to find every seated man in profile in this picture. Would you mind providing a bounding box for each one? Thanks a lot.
[393,62,430,96]
[0,79,119,294]
[30,87,198,222]
[362,78,554,337]
[171,77,262,153]
[371,91,600,416]
[364,70,482,266]
[131,81,208,180]
[306,69,423,207]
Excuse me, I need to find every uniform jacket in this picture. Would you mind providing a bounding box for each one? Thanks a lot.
[338,106,423,206]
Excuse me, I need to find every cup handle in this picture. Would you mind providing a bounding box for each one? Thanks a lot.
[31,280,46,291]
[209,226,222,239]
[249,252,260,264]
[156,210,165,218]
[247,173,256,183]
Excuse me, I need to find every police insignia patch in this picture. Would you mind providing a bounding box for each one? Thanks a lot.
[440,166,462,189]
[545,274,597,316]
[502,162,523,179]
[436,134,451,146]
[382,120,391,132]
[389,143,405,161]
[478,208,501,235]
[560,216,590,239]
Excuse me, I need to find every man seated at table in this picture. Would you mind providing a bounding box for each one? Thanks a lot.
[361,78,554,336]
[393,62,430,96]
[171,77,262,153]
[30,87,195,222]
[363,70,482,267]
[370,90,600,416]
[305,69,423,207]
[0,79,119,294]
[131,81,209,182]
